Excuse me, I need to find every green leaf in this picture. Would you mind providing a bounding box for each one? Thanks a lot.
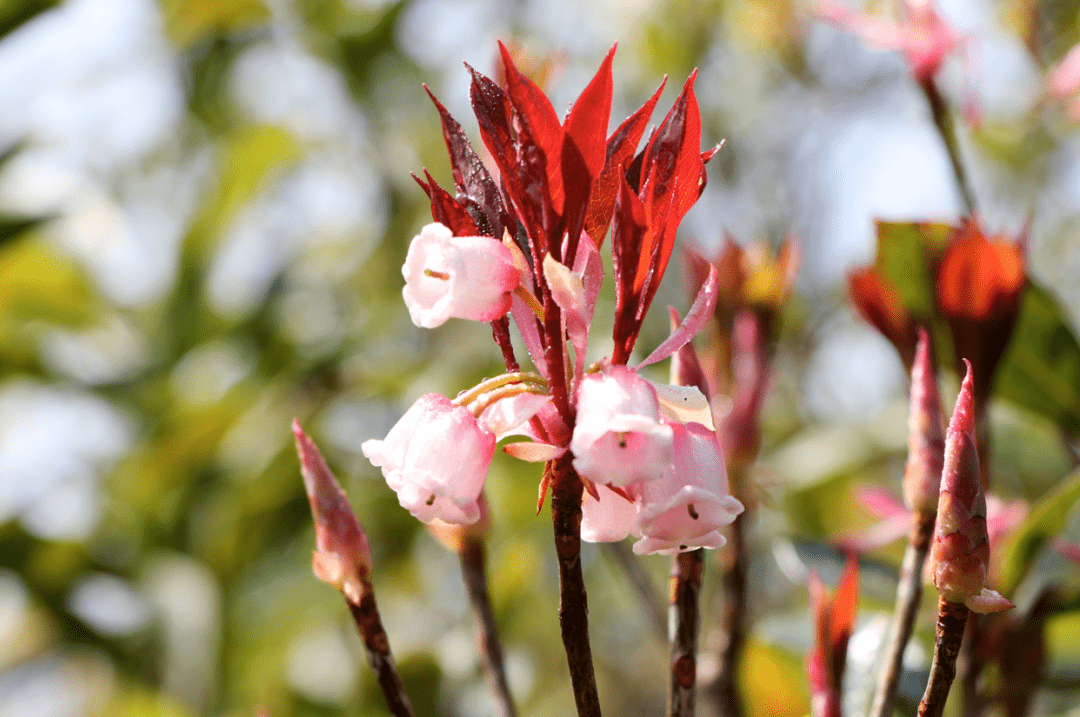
[994,281,1080,437]
[872,220,950,323]
[998,468,1080,595]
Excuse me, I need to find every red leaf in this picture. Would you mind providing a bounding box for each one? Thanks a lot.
[498,41,565,221]
[425,85,506,237]
[561,44,615,264]
[584,78,666,247]
[610,174,648,364]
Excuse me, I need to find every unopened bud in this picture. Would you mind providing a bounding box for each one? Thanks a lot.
[293,419,374,604]
[928,364,1013,613]
[903,328,945,515]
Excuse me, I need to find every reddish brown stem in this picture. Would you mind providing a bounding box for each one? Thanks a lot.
[491,316,520,372]
[548,453,602,717]
[460,537,518,717]
[346,575,415,717]
[917,598,971,717]
[709,508,750,717]
[669,549,704,717]
[870,510,936,717]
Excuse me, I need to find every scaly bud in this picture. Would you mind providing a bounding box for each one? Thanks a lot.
[903,328,945,515]
[293,419,373,605]
[928,363,1013,613]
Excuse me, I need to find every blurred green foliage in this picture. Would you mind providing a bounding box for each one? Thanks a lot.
[0,1,1078,717]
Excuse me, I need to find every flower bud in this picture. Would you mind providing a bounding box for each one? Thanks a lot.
[293,420,373,604]
[928,362,1014,613]
[903,328,945,514]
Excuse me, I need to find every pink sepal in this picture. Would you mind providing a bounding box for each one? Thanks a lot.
[503,441,565,463]
[965,588,1015,614]
[637,263,719,370]
[478,392,552,440]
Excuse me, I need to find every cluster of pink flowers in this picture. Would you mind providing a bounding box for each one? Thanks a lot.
[360,45,743,555]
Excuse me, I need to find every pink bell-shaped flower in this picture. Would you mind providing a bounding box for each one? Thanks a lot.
[632,421,744,556]
[402,222,521,328]
[570,364,674,487]
[362,393,495,525]
[580,483,639,543]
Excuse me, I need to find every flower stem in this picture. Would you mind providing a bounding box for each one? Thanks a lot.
[669,549,704,717]
[346,573,415,717]
[917,597,971,717]
[870,510,936,717]
[920,78,974,215]
[453,371,548,408]
[709,506,750,717]
[548,453,602,717]
[605,540,668,641]
[460,536,518,717]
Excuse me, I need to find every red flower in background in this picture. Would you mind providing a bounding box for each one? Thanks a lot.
[848,266,920,370]
[937,218,1026,413]
[807,554,859,717]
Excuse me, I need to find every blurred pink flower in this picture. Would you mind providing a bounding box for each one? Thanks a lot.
[632,421,744,555]
[840,485,1026,559]
[816,0,962,82]
[1048,42,1080,121]
[362,393,495,524]
[570,364,674,487]
[402,222,520,328]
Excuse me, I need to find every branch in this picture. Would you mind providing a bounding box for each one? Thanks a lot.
[460,536,518,717]
[548,453,603,717]
[347,575,416,717]
[870,511,936,717]
[708,507,751,717]
[917,597,970,717]
[669,549,704,717]
[920,78,974,215]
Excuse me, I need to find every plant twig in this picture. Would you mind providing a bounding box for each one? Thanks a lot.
[606,540,668,641]
[870,511,936,717]
[917,597,970,717]
[920,78,974,215]
[347,574,416,717]
[548,452,602,717]
[710,507,750,717]
[460,536,518,717]
[670,549,704,717]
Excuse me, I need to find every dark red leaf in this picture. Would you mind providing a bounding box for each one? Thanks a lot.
[468,64,550,258]
[498,42,565,221]
[610,174,648,364]
[413,170,479,236]
[425,85,505,237]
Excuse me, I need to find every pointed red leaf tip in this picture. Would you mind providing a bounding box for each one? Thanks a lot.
[292,419,373,604]
[928,364,1014,613]
[903,328,945,515]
